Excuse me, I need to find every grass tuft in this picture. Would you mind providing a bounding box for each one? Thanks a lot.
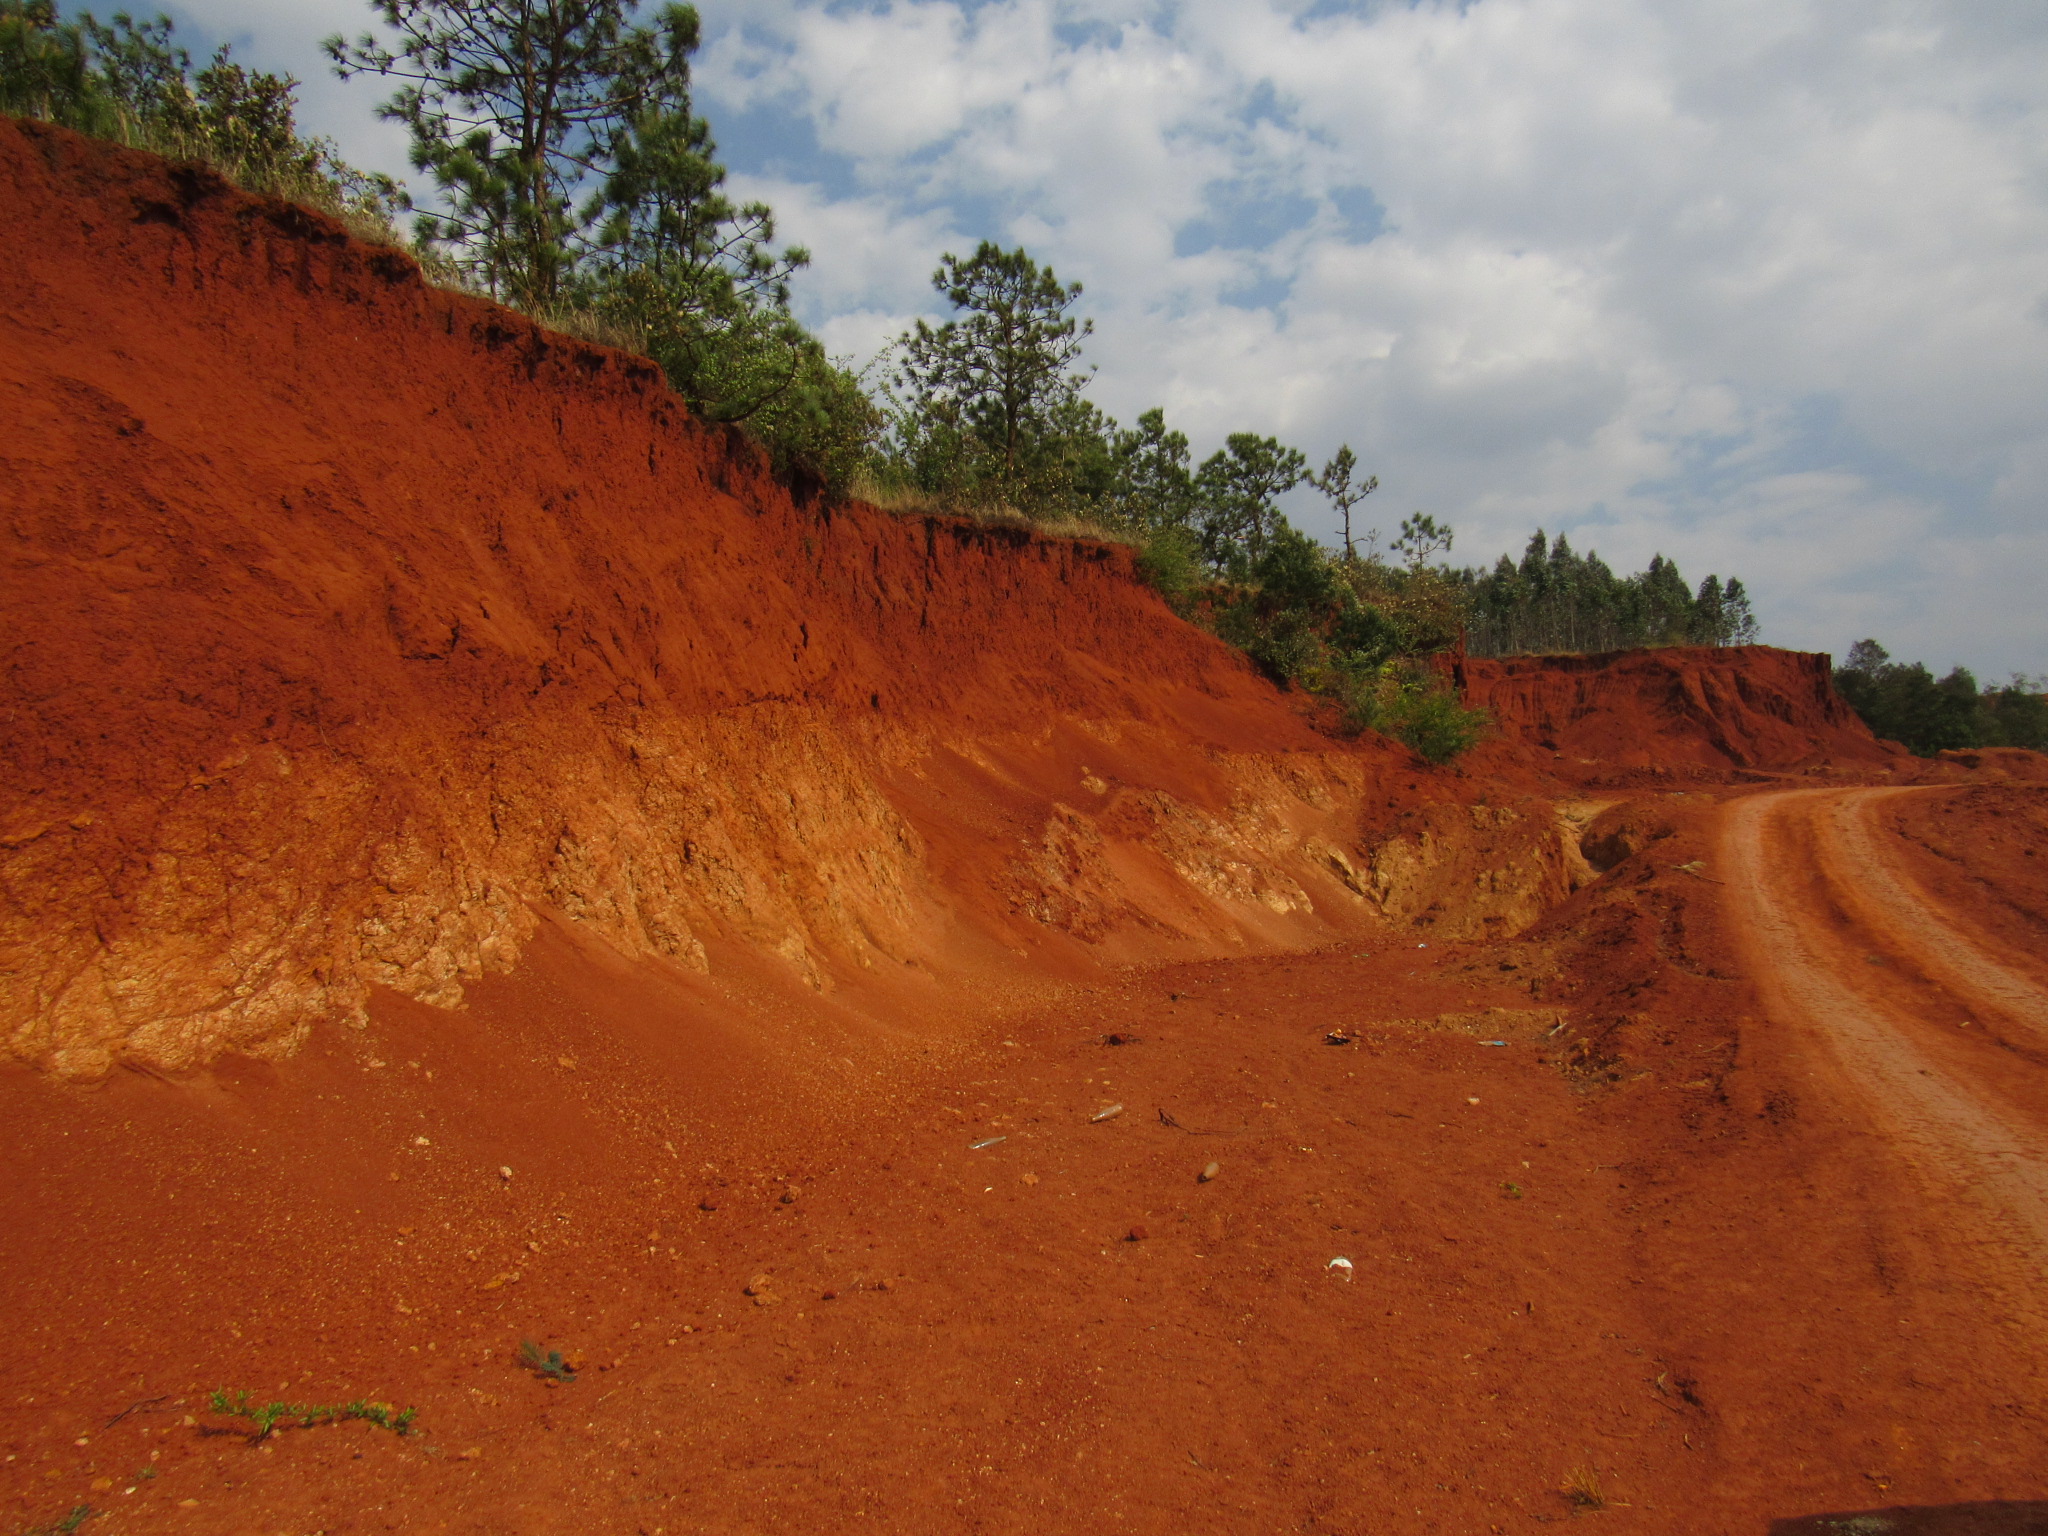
[1562,1464,1607,1510]
[207,1389,416,1441]
[17,1507,96,1536]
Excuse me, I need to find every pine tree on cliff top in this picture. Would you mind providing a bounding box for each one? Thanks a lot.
[327,1,698,310]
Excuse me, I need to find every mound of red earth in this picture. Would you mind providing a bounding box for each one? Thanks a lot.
[1453,645,1899,778]
[6,118,2048,1535]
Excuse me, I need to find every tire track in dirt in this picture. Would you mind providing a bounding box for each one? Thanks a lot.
[1827,787,2048,1037]
[1723,787,2048,1281]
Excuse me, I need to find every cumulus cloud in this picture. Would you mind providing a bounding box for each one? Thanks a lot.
[84,0,2048,674]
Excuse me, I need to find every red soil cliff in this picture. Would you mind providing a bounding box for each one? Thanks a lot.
[2,118,1431,1078]
[0,118,1906,1082]
[1453,644,1894,773]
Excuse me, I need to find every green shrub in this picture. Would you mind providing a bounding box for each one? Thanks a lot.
[1135,524,1202,608]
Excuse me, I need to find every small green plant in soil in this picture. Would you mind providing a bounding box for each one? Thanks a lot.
[519,1339,577,1383]
[207,1390,416,1441]
[16,1506,96,1536]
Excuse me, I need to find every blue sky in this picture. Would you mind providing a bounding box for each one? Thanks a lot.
[62,0,2048,678]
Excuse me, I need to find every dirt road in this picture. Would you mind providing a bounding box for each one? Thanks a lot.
[1723,787,2048,1288]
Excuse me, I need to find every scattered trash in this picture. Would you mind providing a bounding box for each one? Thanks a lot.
[1327,1257,1354,1279]
[968,1136,1007,1150]
[1199,1161,1221,1183]
[413,1136,431,1147]
[1500,1181,1524,1200]
[1481,1040,1507,1047]
[1324,1031,1355,1046]
[1416,942,1428,949]
[1090,1103,1125,1123]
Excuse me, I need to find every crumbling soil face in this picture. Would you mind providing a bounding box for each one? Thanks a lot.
[1454,646,1899,777]
[0,117,1445,1078]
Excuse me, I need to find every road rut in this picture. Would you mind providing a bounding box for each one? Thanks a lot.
[1724,786,2048,1278]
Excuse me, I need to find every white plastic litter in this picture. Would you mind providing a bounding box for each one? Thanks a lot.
[1090,1104,1125,1123]
[1327,1257,1354,1279]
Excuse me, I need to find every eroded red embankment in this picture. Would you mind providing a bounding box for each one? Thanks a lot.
[1455,645,1897,773]
[2,117,1450,1079]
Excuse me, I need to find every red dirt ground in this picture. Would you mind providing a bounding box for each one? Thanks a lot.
[5,120,2048,1535]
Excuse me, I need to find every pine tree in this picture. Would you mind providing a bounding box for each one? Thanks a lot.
[327,1,697,308]
[890,242,1093,503]
[1192,434,1308,568]
[1309,445,1378,560]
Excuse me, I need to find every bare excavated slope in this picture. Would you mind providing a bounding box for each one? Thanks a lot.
[2,118,1442,1079]
[1,116,1914,1086]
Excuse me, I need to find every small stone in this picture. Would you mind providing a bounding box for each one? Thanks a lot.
[1019,1173,1039,1186]
[1127,1225,1149,1242]
[178,1499,199,1509]
[414,1135,431,1146]
[90,1477,113,1492]
[744,1273,774,1297]
[499,1166,513,1180]
[821,1291,838,1302]
[458,1447,481,1460]
[1466,1097,1481,1106]
[1199,1162,1221,1183]
[779,1187,799,1204]
[699,1198,718,1212]
[874,1277,894,1291]
[557,1056,577,1070]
